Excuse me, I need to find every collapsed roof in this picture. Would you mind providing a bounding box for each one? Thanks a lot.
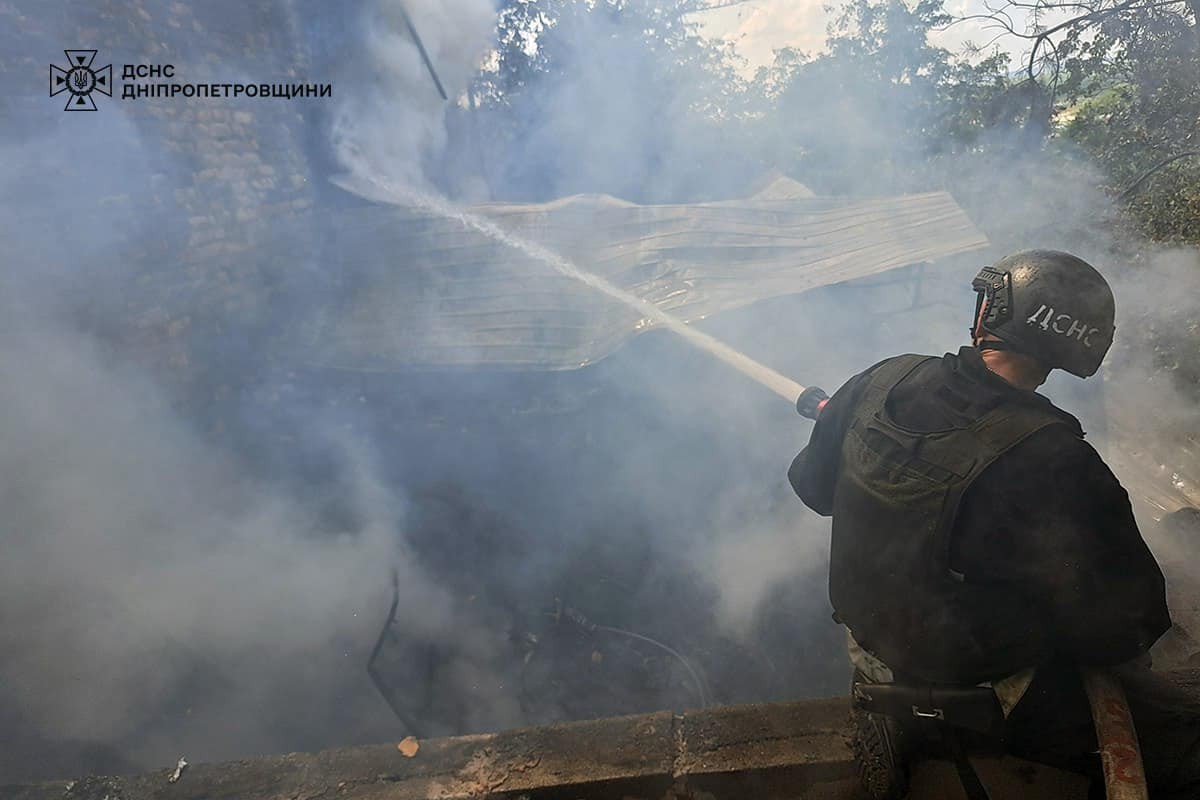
[304,175,988,371]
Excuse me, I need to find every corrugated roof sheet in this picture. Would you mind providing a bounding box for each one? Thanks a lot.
[306,176,988,370]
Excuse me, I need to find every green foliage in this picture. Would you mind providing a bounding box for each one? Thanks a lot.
[463,0,1200,242]
[461,0,752,202]
[1052,2,1200,241]
[745,0,1022,193]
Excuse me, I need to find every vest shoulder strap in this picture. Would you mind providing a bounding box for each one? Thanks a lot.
[859,354,937,413]
[969,403,1076,456]
[929,404,1079,575]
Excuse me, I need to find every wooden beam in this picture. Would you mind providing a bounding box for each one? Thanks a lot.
[0,698,857,800]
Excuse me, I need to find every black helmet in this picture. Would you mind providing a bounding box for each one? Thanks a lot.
[971,250,1115,378]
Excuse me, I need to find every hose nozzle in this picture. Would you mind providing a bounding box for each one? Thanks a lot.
[796,386,830,420]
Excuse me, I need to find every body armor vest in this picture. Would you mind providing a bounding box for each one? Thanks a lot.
[829,354,1082,683]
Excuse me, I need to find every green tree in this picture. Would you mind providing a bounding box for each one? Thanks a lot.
[458,0,752,203]
[960,0,1200,242]
[750,0,1016,194]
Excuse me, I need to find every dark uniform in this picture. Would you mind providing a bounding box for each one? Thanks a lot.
[790,345,1200,796]
[791,345,1169,676]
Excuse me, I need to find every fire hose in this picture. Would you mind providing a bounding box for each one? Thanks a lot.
[798,385,1149,800]
[1083,670,1150,800]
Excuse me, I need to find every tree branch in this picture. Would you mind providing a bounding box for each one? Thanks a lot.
[1119,150,1200,199]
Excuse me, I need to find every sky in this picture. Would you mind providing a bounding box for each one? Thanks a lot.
[695,0,1039,72]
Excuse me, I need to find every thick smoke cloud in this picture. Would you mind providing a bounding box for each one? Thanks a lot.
[0,0,496,778]
[0,315,406,769]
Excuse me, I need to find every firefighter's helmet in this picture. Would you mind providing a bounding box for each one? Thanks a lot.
[971,250,1115,378]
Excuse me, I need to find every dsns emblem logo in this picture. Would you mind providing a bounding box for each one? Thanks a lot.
[50,50,112,111]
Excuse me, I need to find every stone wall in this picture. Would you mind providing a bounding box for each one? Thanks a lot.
[0,0,322,393]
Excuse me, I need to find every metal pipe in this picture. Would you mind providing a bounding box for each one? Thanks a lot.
[397,1,448,101]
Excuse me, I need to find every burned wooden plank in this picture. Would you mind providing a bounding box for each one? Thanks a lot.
[677,697,851,777]
[15,683,1181,800]
[0,699,855,800]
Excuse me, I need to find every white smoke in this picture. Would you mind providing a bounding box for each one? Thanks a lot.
[0,318,445,766]
[330,0,496,189]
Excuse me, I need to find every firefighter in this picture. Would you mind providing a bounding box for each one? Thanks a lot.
[788,250,1200,798]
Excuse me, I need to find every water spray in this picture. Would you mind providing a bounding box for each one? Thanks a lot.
[330,173,820,412]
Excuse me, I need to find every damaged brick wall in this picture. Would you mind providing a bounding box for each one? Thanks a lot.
[0,0,320,397]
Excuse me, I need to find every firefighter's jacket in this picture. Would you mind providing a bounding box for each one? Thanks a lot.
[790,346,1170,684]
